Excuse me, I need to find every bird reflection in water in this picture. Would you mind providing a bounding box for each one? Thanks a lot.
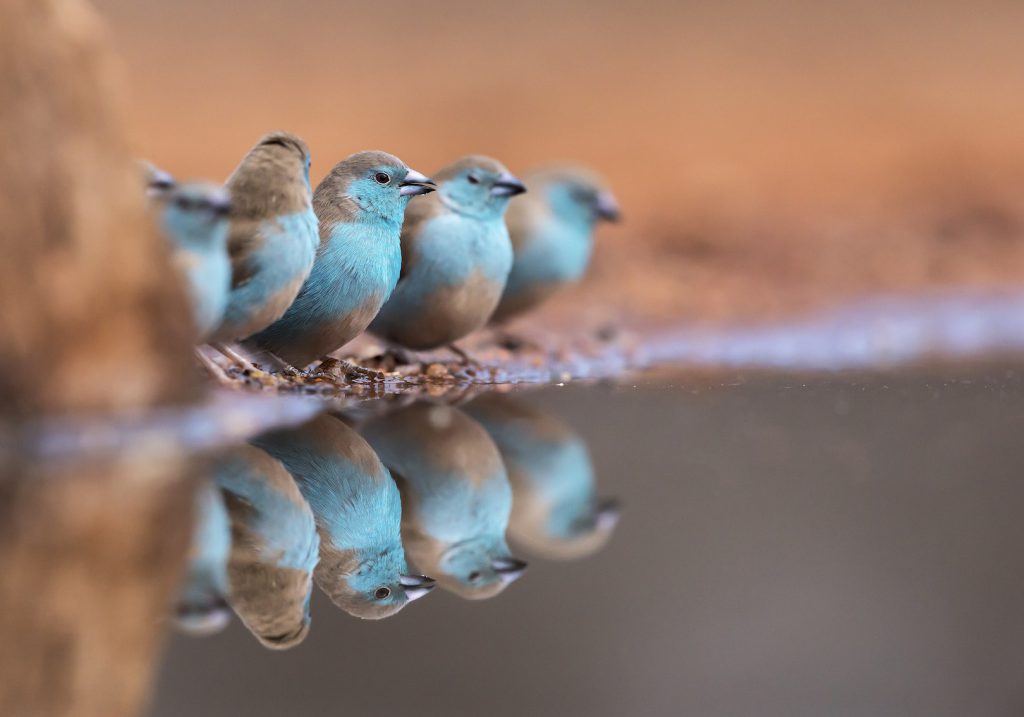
[253,414,436,619]
[216,444,319,649]
[361,402,529,600]
[172,390,618,648]
[465,394,620,560]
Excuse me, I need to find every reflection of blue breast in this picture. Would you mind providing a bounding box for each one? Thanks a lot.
[252,424,403,553]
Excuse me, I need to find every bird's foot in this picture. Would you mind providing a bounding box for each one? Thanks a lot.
[211,342,267,375]
[372,346,421,371]
[194,347,237,385]
[311,357,386,384]
[447,343,482,367]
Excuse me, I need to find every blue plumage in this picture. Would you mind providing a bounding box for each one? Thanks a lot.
[252,413,435,619]
[369,155,525,351]
[174,480,231,636]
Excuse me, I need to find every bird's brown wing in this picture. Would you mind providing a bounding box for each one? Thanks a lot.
[226,217,268,289]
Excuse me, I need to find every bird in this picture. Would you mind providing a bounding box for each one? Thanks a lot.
[252,413,436,619]
[155,182,232,340]
[490,165,619,325]
[244,151,435,373]
[215,444,320,649]
[174,480,232,636]
[208,131,319,365]
[361,401,528,600]
[465,393,620,560]
[368,155,525,361]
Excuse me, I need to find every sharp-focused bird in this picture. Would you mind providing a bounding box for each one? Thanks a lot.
[245,152,434,371]
[209,132,319,354]
[368,155,525,357]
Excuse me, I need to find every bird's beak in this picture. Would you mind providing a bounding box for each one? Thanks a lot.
[146,169,176,198]
[491,557,528,584]
[595,498,622,532]
[491,171,527,197]
[400,169,437,196]
[400,574,437,601]
[594,191,621,222]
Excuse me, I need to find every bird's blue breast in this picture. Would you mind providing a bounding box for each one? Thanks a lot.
[506,219,592,299]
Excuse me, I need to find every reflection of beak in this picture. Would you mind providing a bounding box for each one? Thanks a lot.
[491,557,528,584]
[400,574,437,600]
[595,498,622,532]
[400,169,437,196]
[594,191,621,222]
[491,171,527,197]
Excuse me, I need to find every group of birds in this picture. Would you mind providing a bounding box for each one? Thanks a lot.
[176,394,620,649]
[145,131,620,379]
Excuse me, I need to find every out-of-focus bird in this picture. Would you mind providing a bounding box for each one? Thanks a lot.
[361,402,528,600]
[490,166,619,325]
[215,444,320,649]
[139,160,176,198]
[155,182,232,339]
[253,414,435,619]
[465,394,620,560]
[174,480,232,636]
[245,152,435,372]
[368,156,525,359]
[208,132,319,359]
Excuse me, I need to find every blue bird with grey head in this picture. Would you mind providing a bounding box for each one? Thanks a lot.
[491,165,619,324]
[368,155,525,354]
[245,151,435,369]
[174,480,231,636]
[155,182,232,340]
[214,444,319,649]
[209,131,319,348]
[253,413,436,619]
[361,401,528,600]
[465,393,620,561]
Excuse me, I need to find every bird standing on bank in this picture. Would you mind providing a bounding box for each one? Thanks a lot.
[245,151,434,374]
[491,166,619,325]
[368,155,525,361]
[208,131,319,364]
[253,414,436,619]
[155,182,232,340]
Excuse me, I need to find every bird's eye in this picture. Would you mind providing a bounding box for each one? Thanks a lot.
[374,172,391,185]
[468,571,482,582]
[467,175,480,185]
[374,587,391,600]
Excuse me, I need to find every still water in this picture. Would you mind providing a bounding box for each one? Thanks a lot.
[148,364,1024,717]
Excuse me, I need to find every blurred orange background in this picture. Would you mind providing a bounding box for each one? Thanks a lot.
[94,0,1024,227]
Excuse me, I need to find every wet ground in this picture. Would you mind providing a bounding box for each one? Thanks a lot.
[149,361,1024,717]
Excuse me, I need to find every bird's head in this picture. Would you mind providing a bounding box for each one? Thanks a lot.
[317,150,435,227]
[255,130,313,186]
[159,182,231,249]
[315,541,435,619]
[431,541,528,600]
[434,155,526,220]
[530,166,620,228]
